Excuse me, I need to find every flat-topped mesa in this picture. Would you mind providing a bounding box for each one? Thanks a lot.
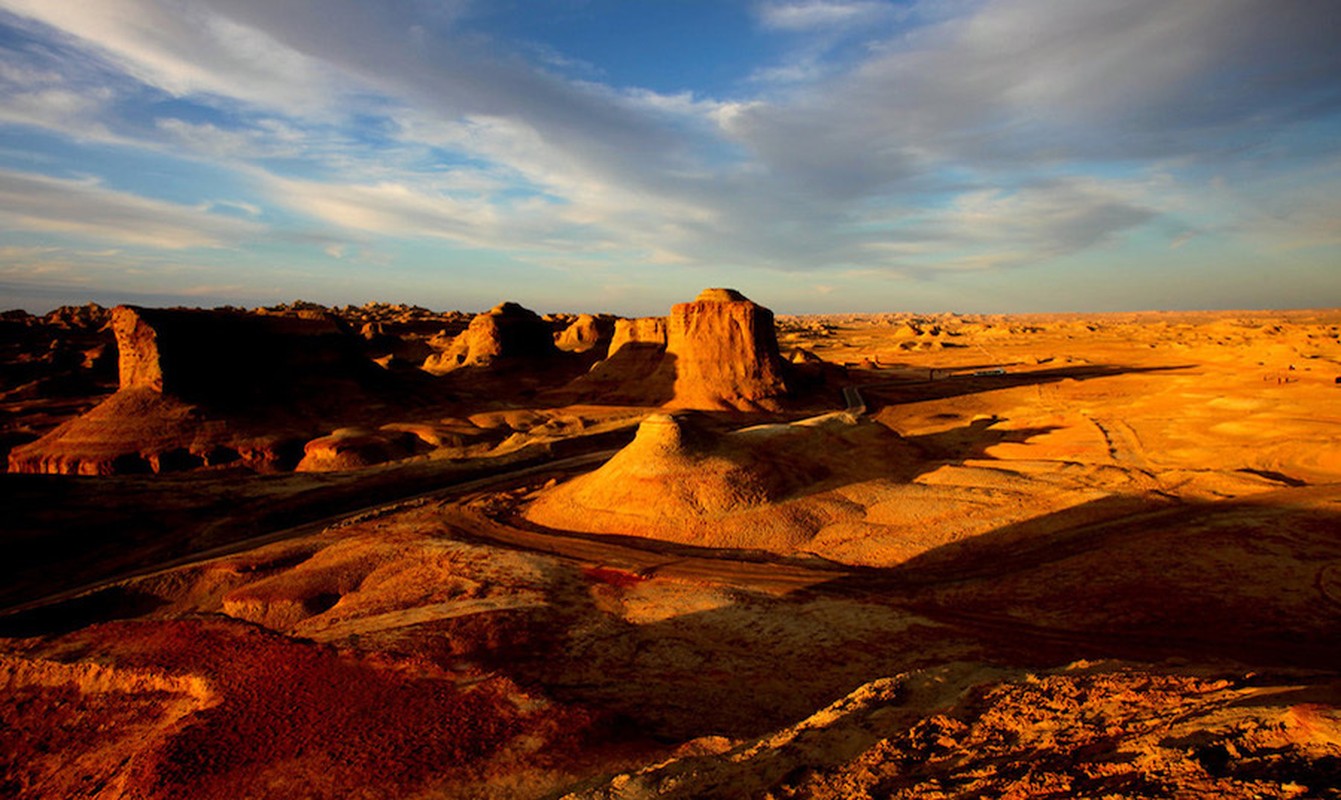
[109,305,372,403]
[664,288,788,411]
[423,301,557,373]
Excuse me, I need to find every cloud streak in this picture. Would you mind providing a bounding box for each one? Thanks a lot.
[0,168,263,248]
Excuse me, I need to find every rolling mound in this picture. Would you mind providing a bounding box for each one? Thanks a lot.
[525,411,907,552]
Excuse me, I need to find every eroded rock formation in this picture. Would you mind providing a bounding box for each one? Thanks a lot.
[8,305,395,474]
[524,411,850,548]
[662,288,788,411]
[563,289,789,410]
[423,302,557,374]
[555,314,615,354]
[295,427,419,472]
[608,317,668,356]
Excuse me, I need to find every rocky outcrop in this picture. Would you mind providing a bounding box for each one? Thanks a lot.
[555,314,615,354]
[558,290,789,410]
[423,302,557,374]
[663,288,788,411]
[295,427,419,472]
[110,305,166,392]
[7,305,395,475]
[608,317,668,356]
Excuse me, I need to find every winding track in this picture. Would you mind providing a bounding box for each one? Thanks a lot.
[0,382,873,619]
[9,378,1339,673]
[0,448,619,619]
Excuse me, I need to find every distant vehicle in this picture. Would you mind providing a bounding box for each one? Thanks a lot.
[972,368,1007,377]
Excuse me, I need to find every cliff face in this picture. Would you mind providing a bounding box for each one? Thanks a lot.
[557,290,789,411]
[663,288,788,412]
[110,306,164,392]
[8,306,393,475]
[423,302,557,374]
[608,317,668,357]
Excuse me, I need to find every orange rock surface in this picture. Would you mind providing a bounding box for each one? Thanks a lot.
[423,301,558,373]
[662,288,789,411]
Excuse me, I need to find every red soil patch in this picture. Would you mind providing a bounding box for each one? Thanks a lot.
[583,565,647,589]
[60,617,532,799]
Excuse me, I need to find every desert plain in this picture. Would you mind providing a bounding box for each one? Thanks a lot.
[2,290,1340,799]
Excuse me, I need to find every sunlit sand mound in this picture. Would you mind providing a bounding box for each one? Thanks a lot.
[422,301,558,373]
[183,517,566,648]
[548,413,816,514]
[294,426,421,472]
[526,411,904,550]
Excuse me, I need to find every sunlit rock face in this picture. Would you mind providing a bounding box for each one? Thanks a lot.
[423,302,557,373]
[558,289,790,410]
[555,313,615,354]
[608,316,668,357]
[662,288,789,412]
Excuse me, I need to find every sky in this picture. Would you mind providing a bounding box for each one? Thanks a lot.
[0,0,1338,316]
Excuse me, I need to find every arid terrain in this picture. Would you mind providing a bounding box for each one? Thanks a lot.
[3,291,1340,799]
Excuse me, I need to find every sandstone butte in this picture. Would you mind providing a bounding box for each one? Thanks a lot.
[661,287,789,411]
[609,316,668,356]
[7,305,391,475]
[422,301,558,373]
[572,288,790,411]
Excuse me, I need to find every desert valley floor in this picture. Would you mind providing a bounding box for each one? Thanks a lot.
[2,293,1340,799]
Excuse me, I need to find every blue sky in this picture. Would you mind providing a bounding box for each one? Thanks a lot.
[0,0,1337,315]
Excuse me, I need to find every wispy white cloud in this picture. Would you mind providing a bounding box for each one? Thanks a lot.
[155,118,306,160]
[757,1,890,31]
[0,0,339,112]
[0,168,263,248]
[265,173,501,244]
